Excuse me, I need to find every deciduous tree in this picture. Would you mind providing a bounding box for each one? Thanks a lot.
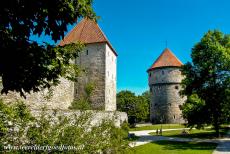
[117,90,150,124]
[180,30,230,136]
[0,0,96,97]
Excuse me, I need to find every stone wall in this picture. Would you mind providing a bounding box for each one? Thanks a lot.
[31,109,128,127]
[148,67,183,85]
[148,67,185,123]
[0,78,74,110]
[75,42,117,111]
[105,44,117,111]
[1,42,118,120]
[75,43,106,110]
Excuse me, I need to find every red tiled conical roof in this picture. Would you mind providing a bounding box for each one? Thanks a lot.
[59,18,117,56]
[147,48,183,71]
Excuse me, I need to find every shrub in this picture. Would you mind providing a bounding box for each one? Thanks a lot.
[0,100,129,153]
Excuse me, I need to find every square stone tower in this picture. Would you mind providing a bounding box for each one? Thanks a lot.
[59,19,117,111]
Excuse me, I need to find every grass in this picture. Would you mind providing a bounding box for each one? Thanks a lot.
[129,124,185,131]
[126,140,217,154]
[150,127,229,139]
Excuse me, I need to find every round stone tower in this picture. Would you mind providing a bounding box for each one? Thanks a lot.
[147,48,185,124]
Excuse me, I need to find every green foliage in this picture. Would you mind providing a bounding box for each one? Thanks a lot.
[180,30,230,136]
[85,82,95,97]
[0,100,34,150]
[117,90,150,124]
[0,0,96,97]
[0,100,129,153]
[69,82,95,110]
[69,98,92,110]
[180,94,207,129]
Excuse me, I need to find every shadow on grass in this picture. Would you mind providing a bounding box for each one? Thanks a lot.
[166,128,229,139]
[154,140,217,151]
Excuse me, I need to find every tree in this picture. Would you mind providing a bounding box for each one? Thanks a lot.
[117,90,150,125]
[0,0,96,97]
[180,30,230,136]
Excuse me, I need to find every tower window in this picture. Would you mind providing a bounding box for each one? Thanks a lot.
[175,86,179,89]
[86,50,89,55]
[149,73,151,77]
[173,115,176,119]
[162,70,164,75]
[150,87,152,92]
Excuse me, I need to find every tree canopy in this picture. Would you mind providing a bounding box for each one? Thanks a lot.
[0,0,96,97]
[117,90,150,124]
[180,30,230,136]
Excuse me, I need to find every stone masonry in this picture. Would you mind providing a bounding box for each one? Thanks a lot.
[147,48,186,124]
[1,18,118,113]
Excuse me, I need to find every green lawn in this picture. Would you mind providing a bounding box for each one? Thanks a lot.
[126,141,217,154]
[150,127,229,139]
[129,124,185,131]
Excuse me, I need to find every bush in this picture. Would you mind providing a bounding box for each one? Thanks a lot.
[0,100,129,153]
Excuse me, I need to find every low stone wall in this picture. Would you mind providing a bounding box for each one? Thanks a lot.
[31,109,128,127]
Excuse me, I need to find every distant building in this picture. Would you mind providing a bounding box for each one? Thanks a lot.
[147,48,185,123]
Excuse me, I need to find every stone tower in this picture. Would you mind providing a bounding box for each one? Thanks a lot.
[147,48,185,123]
[0,19,117,112]
[59,18,117,111]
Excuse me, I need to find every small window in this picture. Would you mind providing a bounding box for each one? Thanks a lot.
[150,87,152,92]
[175,86,179,89]
[86,50,89,55]
[149,73,151,77]
[173,115,176,119]
[162,70,164,75]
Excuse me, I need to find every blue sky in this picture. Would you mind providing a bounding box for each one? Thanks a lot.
[31,0,230,95]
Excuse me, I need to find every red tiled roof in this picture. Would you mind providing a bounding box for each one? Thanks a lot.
[59,18,117,56]
[147,48,183,71]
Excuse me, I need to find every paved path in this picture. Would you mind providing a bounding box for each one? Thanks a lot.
[212,130,230,154]
[129,128,218,147]
[129,127,230,154]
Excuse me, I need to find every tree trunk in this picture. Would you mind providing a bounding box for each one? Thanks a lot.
[214,119,220,137]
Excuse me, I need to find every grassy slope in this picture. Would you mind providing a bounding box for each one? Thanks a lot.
[127,141,217,154]
[129,124,185,131]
